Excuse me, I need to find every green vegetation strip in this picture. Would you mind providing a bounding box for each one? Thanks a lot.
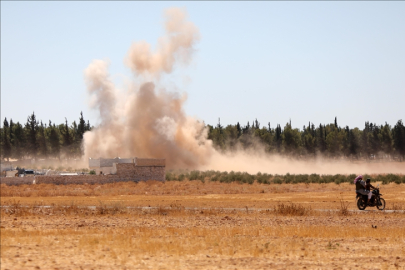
[166,171,405,185]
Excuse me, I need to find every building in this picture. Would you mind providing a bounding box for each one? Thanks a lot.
[89,157,166,182]
[89,157,134,175]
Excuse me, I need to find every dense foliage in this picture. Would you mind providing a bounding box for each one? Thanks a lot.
[207,118,405,160]
[1,114,404,161]
[1,112,91,160]
[166,170,405,185]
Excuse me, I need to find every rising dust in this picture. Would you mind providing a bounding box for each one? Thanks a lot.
[82,8,404,175]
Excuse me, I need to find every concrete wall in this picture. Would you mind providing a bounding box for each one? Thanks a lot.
[88,158,101,167]
[34,171,164,185]
[1,157,166,185]
[89,166,115,175]
[1,166,165,185]
[35,175,125,185]
[1,163,13,171]
[89,158,135,168]
[6,170,18,177]
[115,163,165,182]
[0,176,35,185]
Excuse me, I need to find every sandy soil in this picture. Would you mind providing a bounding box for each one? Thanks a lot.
[1,182,405,270]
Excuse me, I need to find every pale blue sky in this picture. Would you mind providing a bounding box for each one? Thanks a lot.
[1,1,404,129]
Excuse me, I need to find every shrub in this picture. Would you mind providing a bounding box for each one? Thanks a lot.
[274,203,311,216]
[373,174,384,183]
[178,174,185,181]
[211,175,219,182]
[309,174,320,183]
[392,174,401,184]
[321,175,334,183]
[219,174,229,183]
[240,173,254,184]
[227,171,237,183]
[273,177,282,184]
[89,170,96,175]
[333,174,346,185]
[257,173,270,184]
[284,173,294,184]
[295,174,308,184]
[348,174,357,184]
[197,173,205,182]
[189,170,200,181]
[165,172,176,181]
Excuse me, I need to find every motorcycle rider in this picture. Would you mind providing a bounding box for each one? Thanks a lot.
[354,175,372,205]
[365,178,376,191]
[365,178,376,204]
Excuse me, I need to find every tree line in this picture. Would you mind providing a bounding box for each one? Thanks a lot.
[207,117,405,161]
[1,114,404,161]
[1,112,91,161]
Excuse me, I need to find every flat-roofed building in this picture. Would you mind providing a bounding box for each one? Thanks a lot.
[89,157,165,182]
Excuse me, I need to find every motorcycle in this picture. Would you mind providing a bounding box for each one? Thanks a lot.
[356,184,386,210]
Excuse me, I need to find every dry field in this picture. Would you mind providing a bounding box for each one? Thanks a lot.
[1,181,405,270]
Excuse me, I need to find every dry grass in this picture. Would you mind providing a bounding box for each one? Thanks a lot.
[391,203,405,211]
[2,213,405,269]
[2,182,405,213]
[1,183,405,269]
[273,203,312,216]
[338,193,351,216]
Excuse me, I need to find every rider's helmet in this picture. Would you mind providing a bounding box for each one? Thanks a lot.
[366,178,371,183]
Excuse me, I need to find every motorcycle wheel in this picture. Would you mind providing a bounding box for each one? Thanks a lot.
[377,198,386,210]
[357,198,367,210]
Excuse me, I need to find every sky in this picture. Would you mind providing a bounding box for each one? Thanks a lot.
[1,1,404,130]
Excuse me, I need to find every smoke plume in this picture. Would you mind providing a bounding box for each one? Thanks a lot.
[83,8,405,175]
[84,8,214,168]
[126,7,199,77]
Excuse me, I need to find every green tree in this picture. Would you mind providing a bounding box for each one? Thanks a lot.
[317,124,327,154]
[2,118,11,161]
[370,123,381,157]
[325,124,345,157]
[393,120,405,160]
[282,122,301,155]
[380,123,393,157]
[255,125,274,153]
[224,124,239,150]
[37,121,48,158]
[236,122,242,138]
[61,118,72,158]
[9,119,15,157]
[49,121,61,160]
[302,123,316,156]
[12,122,26,160]
[361,121,373,159]
[25,112,39,158]
[78,112,86,139]
[275,124,282,153]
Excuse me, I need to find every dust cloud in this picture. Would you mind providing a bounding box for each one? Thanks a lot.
[83,8,404,175]
[84,8,213,168]
[126,7,199,77]
[204,151,405,175]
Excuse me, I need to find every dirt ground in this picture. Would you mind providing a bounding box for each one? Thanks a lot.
[1,182,405,270]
